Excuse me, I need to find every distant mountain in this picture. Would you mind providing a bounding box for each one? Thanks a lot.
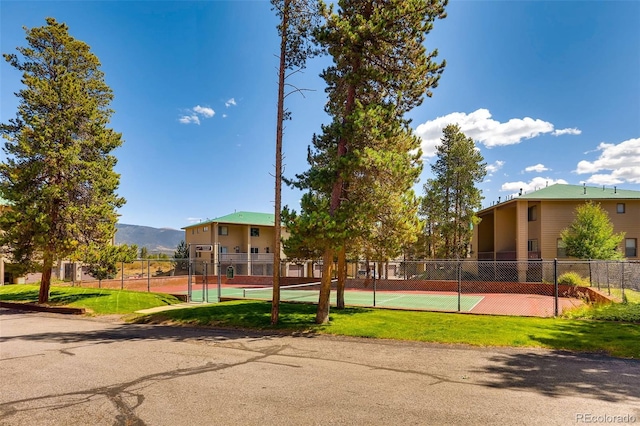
[115,223,184,255]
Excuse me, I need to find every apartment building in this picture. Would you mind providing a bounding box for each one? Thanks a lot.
[183,211,285,276]
[472,184,640,261]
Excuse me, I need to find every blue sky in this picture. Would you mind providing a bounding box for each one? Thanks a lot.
[1,1,639,230]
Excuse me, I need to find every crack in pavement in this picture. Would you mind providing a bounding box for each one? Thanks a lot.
[0,344,289,426]
[0,338,483,425]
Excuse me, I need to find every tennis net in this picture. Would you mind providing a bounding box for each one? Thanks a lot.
[242,280,337,301]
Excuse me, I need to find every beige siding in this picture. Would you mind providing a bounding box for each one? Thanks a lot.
[477,212,494,253]
[249,226,276,253]
[218,225,245,252]
[527,202,541,242]
[539,199,640,260]
[516,200,529,259]
[495,204,517,252]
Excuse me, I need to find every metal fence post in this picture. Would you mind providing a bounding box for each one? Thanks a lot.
[554,258,558,317]
[373,262,377,307]
[606,261,610,295]
[121,261,124,290]
[204,262,209,303]
[187,260,192,302]
[457,260,461,312]
[217,256,222,303]
[622,261,626,303]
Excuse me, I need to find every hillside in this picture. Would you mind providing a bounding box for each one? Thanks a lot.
[115,224,184,255]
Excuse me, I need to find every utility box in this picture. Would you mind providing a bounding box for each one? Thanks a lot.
[226,266,235,279]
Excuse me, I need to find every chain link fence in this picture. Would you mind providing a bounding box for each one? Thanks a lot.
[53,257,639,317]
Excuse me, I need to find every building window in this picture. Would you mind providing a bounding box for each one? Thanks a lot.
[191,229,194,235]
[218,226,228,236]
[528,239,538,252]
[250,247,259,254]
[557,239,567,258]
[250,227,260,237]
[195,252,202,258]
[626,239,637,258]
[617,203,625,214]
[528,205,537,221]
[203,226,209,232]
[265,247,270,253]
[219,246,228,254]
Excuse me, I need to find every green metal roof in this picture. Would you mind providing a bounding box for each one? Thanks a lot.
[519,184,640,200]
[183,211,275,229]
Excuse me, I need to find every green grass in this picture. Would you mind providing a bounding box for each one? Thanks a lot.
[562,287,640,323]
[0,284,181,314]
[134,300,640,359]
[608,288,640,303]
[3,284,639,359]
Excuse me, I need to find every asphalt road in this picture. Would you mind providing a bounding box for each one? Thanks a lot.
[1,307,639,426]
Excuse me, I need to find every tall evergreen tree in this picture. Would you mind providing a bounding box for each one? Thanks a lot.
[0,18,124,303]
[290,0,447,323]
[271,0,319,324]
[421,124,486,259]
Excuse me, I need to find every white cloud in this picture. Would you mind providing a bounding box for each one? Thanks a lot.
[222,114,228,118]
[524,163,549,173]
[582,175,624,186]
[575,137,640,184]
[225,98,237,107]
[552,127,581,136]
[178,114,200,125]
[414,109,580,157]
[193,105,215,118]
[500,177,568,195]
[186,217,202,224]
[179,105,215,124]
[486,160,505,174]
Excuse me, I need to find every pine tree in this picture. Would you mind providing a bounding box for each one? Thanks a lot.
[560,201,625,260]
[173,240,189,272]
[85,244,138,285]
[0,18,124,303]
[421,124,486,259]
[271,0,319,324]
[289,0,447,323]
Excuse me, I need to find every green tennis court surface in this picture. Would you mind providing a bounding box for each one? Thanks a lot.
[185,285,484,312]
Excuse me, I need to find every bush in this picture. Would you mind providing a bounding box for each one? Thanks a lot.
[557,272,589,286]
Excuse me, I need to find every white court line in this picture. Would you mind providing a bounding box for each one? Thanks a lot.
[467,296,484,311]
[376,294,409,305]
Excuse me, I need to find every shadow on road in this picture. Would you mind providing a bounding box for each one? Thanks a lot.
[474,349,640,403]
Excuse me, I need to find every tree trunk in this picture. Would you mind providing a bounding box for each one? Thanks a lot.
[316,248,334,324]
[271,0,290,326]
[336,246,346,309]
[39,252,54,304]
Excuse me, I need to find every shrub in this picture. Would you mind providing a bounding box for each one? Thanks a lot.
[557,272,589,286]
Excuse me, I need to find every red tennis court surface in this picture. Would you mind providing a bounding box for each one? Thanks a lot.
[73,277,589,317]
[159,283,586,317]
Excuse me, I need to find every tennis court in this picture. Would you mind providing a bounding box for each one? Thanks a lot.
[185,281,485,312]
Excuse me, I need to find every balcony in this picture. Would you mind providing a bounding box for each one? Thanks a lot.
[478,251,541,261]
[220,253,274,262]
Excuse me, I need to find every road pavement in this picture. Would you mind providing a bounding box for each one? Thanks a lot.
[1,307,639,425]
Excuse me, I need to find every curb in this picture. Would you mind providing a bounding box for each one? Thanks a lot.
[0,301,85,315]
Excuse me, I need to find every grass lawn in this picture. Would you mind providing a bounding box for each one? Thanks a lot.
[133,300,640,359]
[3,284,639,359]
[0,284,181,314]
[563,287,640,323]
